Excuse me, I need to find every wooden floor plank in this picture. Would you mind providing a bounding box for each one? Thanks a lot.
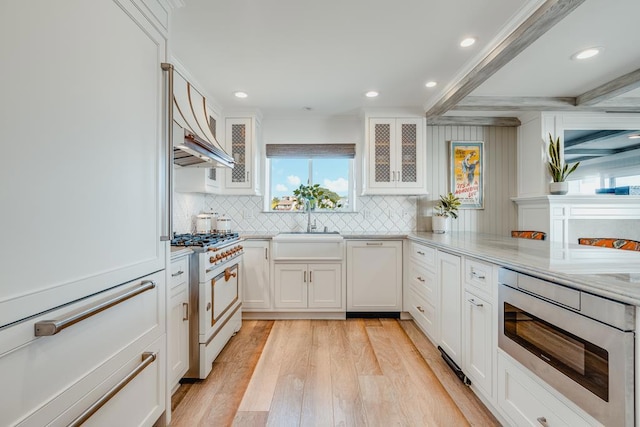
[237,320,287,412]
[344,319,383,376]
[358,375,410,426]
[300,321,334,426]
[327,321,368,427]
[397,320,500,426]
[232,411,269,427]
[265,320,313,426]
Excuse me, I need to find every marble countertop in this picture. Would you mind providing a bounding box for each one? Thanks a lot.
[409,232,640,306]
[240,232,410,240]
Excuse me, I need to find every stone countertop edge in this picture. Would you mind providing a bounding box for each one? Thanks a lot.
[170,247,193,259]
[408,232,640,306]
[240,233,410,240]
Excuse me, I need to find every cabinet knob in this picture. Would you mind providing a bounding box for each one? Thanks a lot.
[537,417,549,427]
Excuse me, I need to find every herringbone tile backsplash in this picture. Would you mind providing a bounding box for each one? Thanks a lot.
[173,193,416,235]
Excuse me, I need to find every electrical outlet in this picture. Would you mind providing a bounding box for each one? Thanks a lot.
[243,209,253,219]
[362,209,369,219]
[388,209,395,218]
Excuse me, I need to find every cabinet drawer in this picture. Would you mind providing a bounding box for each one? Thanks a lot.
[170,257,189,289]
[0,271,165,426]
[464,257,493,299]
[408,262,436,305]
[407,288,437,343]
[497,353,599,427]
[409,242,436,270]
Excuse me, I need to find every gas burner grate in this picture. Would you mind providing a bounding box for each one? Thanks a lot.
[171,232,240,247]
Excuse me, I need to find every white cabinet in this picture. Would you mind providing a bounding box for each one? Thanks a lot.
[404,241,438,342]
[497,352,601,427]
[363,117,426,195]
[438,251,462,366]
[223,116,262,195]
[274,263,342,310]
[241,240,272,310]
[346,240,403,311]
[168,256,189,394]
[174,167,221,194]
[463,291,492,397]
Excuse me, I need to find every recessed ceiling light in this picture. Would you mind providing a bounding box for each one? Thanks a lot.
[629,134,640,139]
[460,37,476,48]
[571,47,602,60]
[365,91,379,98]
[234,91,248,98]
[425,81,437,88]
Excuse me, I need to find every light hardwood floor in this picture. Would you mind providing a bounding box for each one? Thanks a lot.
[171,319,499,426]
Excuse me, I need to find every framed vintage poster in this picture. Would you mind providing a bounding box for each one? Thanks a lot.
[450,141,484,209]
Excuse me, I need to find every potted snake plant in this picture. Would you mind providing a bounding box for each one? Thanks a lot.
[432,192,460,233]
[547,133,579,195]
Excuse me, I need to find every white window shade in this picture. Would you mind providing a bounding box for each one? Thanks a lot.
[266,143,356,159]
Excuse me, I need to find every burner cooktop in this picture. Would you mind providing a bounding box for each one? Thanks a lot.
[171,232,240,248]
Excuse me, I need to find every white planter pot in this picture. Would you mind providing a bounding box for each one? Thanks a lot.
[432,216,450,234]
[549,181,569,195]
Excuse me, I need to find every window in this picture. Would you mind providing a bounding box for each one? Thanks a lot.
[266,144,355,212]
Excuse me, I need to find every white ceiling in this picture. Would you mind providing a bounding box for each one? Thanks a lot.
[170,0,640,118]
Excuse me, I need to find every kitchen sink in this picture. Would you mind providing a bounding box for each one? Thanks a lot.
[279,231,340,234]
[272,232,344,260]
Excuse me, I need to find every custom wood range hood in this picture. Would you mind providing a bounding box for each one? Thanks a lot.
[163,63,234,169]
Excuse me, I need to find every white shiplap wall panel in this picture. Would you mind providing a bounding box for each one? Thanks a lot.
[419,125,517,236]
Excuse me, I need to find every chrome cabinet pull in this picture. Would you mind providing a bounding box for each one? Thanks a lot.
[366,242,383,246]
[183,302,189,321]
[265,248,268,260]
[246,171,249,182]
[536,417,548,427]
[417,251,425,256]
[471,269,486,280]
[397,170,401,182]
[417,276,425,282]
[309,271,312,282]
[171,270,184,277]
[468,298,484,307]
[68,352,157,427]
[416,306,425,313]
[34,281,156,336]
[304,271,307,283]
[160,63,173,241]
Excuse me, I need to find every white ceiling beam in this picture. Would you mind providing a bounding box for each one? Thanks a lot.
[425,0,586,118]
[427,116,521,127]
[576,68,640,106]
[452,96,640,113]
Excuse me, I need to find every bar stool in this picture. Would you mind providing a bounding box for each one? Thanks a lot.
[511,230,547,240]
[578,238,640,251]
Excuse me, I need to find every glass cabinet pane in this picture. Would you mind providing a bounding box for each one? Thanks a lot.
[400,123,417,183]
[231,123,246,183]
[374,123,391,183]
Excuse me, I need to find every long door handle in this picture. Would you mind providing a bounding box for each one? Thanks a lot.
[160,62,174,241]
[183,302,189,321]
[68,352,157,427]
[309,270,312,282]
[34,281,156,336]
[303,271,307,283]
[265,248,268,260]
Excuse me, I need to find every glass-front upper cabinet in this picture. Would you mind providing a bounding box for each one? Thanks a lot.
[224,116,262,195]
[365,117,426,195]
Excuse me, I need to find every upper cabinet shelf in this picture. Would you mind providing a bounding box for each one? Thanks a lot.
[362,117,427,195]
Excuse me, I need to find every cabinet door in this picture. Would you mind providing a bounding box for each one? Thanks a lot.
[274,264,307,309]
[464,292,492,398]
[308,263,342,309]
[225,117,253,190]
[438,251,462,366]
[368,119,396,189]
[168,283,188,392]
[241,240,271,310]
[395,118,424,190]
[347,241,403,311]
[1,0,167,330]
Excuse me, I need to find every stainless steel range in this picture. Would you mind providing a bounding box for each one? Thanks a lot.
[171,232,244,379]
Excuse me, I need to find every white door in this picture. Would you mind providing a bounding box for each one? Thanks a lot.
[438,251,462,365]
[241,240,271,310]
[274,264,307,309]
[0,0,167,329]
[464,292,492,396]
[308,263,342,309]
[347,241,403,311]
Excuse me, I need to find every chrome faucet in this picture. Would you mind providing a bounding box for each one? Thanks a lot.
[305,199,317,232]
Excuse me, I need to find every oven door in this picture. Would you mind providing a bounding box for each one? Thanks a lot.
[498,284,634,427]
[199,262,240,341]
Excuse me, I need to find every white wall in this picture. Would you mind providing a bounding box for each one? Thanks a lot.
[418,125,518,236]
[173,117,519,236]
